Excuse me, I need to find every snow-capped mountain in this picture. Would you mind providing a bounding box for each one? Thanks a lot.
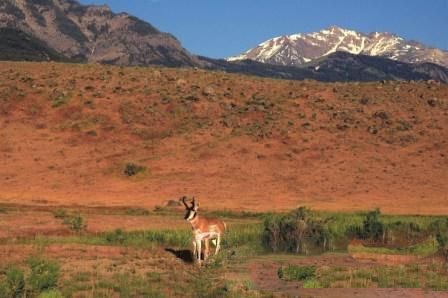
[228,26,448,68]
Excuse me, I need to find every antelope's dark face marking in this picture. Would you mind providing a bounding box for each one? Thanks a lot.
[181,196,198,221]
[184,208,196,221]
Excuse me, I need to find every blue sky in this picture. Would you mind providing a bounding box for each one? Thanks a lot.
[79,0,447,58]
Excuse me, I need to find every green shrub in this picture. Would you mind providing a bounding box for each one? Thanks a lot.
[431,219,448,247]
[303,279,323,288]
[346,208,384,241]
[38,289,64,298]
[105,229,127,244]
[123,163,145,177]
[0,282,8,298]
[262,213,284,252]
[263,207,332,253]
[436,232,447,248]
[363,209,384,240]
[5,266,25,298]
[65,214,87,232]
[54,211,87,233]
[278,266,316,281]
[52,209,67,219]
[27,256,60,292]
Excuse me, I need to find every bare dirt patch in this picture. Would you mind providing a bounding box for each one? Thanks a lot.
[0,211,69,239]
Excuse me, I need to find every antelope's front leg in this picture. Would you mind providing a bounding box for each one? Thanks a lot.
[196,239,202,266]
[204,239,210,261]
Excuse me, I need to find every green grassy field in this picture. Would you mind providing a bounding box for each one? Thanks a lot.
[0,207,447,297]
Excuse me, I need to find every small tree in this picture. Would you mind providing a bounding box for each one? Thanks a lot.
[263,214,283,252]
[363,208,384,241]
[263,207,333,254]
[289,207,312,253]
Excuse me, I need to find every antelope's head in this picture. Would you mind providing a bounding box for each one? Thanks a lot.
[181,196,199,221]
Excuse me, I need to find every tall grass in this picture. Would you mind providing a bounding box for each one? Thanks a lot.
[102,228,192,247]
[262,208,448,255]
[10,208,448,258]
[348,237,440,257]
[0,257,60,298]
[19,223,265,253]
[279,262,448,290]
[61,272,164,298]
[222,223,264,254]
[311,261,448,290]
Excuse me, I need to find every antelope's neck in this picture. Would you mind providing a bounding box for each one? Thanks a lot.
[188,215,199,229]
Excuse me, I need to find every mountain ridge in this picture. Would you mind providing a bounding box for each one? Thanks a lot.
[1,2,447,83]
[0,0,200,67]
[201,51,448,83]
[0,27,72,62]
[228,26,448,68]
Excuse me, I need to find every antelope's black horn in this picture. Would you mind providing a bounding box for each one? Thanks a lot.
[181,196,189,208]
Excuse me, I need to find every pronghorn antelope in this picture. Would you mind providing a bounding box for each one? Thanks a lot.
[182,196,226,266]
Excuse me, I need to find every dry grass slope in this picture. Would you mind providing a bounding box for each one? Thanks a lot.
[0,61,447,214]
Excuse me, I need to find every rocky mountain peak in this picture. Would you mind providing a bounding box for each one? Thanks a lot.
[0,0,199,67]
[228,26,448,68]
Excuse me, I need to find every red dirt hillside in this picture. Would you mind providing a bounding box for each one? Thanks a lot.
[0,61,447,214]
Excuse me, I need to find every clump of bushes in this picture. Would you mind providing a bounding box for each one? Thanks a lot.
[51,209,67,219]
[27,257,60,293]
[278,266,316,281]
[263,207,331,253]
[66,214,87,232]
[52,209,87,233]
[3,266,25,298]
[430,219,448,249]
[0,257,60,297]
[346,208,384,241]
[123,163,145,177]
[105,228,127,244]
[262,207,447,254]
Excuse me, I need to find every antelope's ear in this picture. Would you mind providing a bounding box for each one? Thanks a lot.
[192,197,199,211]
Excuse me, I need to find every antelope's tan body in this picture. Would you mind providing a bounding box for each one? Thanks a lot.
[182,196,226,266]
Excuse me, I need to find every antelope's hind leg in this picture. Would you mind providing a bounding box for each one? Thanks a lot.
[192,241,197,260]
[196,239,202,266]
[214,234,221,255]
